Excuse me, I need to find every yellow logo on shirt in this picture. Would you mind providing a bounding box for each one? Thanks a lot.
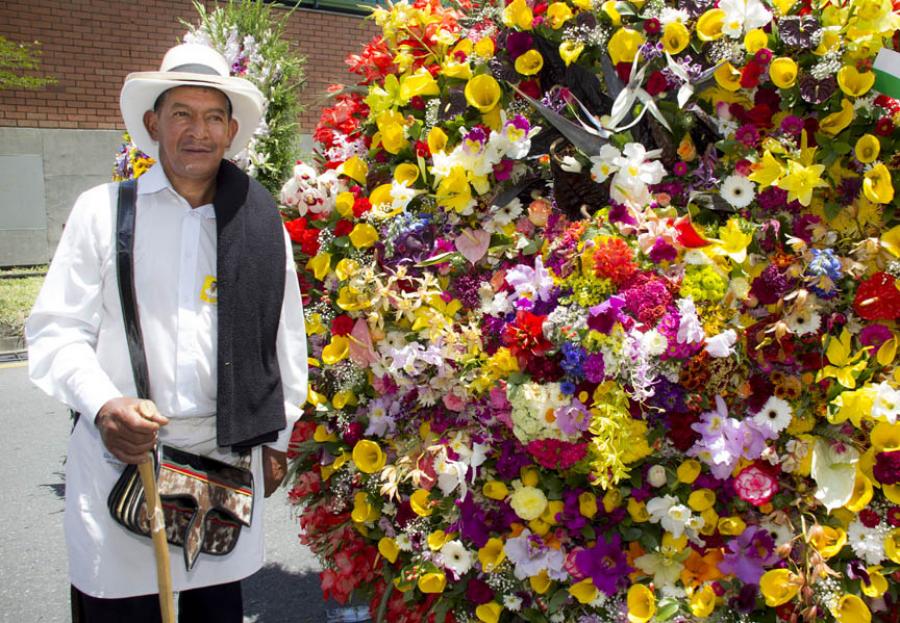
[200,275,218,304]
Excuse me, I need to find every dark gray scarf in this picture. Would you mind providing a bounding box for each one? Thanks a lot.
[213,160,286,450]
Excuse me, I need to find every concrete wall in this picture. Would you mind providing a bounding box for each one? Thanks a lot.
[0,128,122,266]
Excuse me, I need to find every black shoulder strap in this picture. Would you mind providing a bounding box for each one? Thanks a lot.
[116,179,152,400]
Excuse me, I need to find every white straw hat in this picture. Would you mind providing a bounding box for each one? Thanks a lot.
[119,43,264,160]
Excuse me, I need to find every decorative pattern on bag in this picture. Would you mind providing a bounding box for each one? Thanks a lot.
[108,445,254,570]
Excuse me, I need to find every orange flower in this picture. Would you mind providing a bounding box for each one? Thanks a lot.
[680,548,724,588]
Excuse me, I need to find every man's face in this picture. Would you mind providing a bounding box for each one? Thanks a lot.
[143,86,238,183]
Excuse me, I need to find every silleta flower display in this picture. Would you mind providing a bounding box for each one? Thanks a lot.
[282,0,900,621]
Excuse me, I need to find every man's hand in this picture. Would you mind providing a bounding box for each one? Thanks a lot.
[95,398,169,464]
[263,447,287,497]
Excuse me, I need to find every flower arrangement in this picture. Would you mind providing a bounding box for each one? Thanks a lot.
[284,0,900,621]
[113,0,306,195]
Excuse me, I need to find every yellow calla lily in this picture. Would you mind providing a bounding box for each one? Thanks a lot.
[529,570,552,594]
[339,156,368,185]
[349,223,379,249]
[417,571,446,594]
[770,57,798,88]
[662,21,690,54]
[855,134,881,163]
[352,439,386,473]
[378,537,400,563]
[760,569,802,606]
[696,8,726,41]
[306,252,332,281]
[837,65,875,97]
[546,2,572,28]
[714,61,743,92]
[627,584,656,623]
[819,98,854,136]
[689,584,717,617]
[322,335,350,365]
[514,49,544,76]
[351,491,379,523]
[465,74,502,113]
[399,68,440,103]
[831,594,871,623]
[475,602,502,623]
[608,28,645,65]
[863,162,894,204]
[478,537,506,572]
[502,0,533,29]
[569,578,598,604]
[410,488,433,516]
[559,40,585,66]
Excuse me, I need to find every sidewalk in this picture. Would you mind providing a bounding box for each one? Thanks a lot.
[0,362,327,622]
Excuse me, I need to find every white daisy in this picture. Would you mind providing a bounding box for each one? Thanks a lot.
[503,595,523,612]
[759,517,793,548]
[658,7,689,24]
[721,175,756,208]
[490,198,523,226]
[752,396,793,435]
[783,309,822,335]
[848,518,888,565]
[439,539,474,576]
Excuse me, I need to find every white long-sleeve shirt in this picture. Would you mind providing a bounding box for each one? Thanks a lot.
[26,163,308,598]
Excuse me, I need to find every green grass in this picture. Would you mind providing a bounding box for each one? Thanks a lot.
[0,275,44,339]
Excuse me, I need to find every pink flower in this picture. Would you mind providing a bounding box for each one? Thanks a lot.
[734,464,778,506]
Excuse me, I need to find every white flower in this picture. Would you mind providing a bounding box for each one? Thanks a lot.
[440,540,474,575]
[759,518,793,548]
[647,465,668,487]
[705,329,738,357]
[634,551,684,588]
[559,156,583,173]
[848,518,888,565]
[719,0,772,36]
[752,396,793,435]
[589,144,621,183]
[491,198,523,226]
[506,255,555,303]
[646,495,696,538]
[610,143,666,206]
[721,175,756,208]
[676,298,705,345]
[659,7,689,24]
[783,309,822,335]
[503,595,523,612]
[640,329,668,357]
[872,382,900,423]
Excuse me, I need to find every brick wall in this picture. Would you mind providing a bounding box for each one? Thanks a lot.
[0,0,377,134]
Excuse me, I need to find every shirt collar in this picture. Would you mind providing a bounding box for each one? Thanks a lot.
[137,164,217,219]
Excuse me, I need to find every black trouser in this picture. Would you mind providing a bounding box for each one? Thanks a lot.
[71,581,243,623]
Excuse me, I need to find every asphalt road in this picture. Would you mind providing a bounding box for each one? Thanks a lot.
[0,362,330,622]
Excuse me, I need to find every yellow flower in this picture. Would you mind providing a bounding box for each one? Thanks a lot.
[509,485,548,520]
[378,537,400,563]
[399,68,440,104]
[688,489,716,512]
[352,439,386,473]
[483,481,509,500]
[760,569,801,606]
[559,40,585,66]
[427,126,448,154]
[474,37,495,58]
[862,566,888,598]
[502,0,533,30]
[696,9,726,41]
[607,28,645,65]
[885,528,900,564]
[749,150,785,187]
[435,166,474,214]
[602,0,622,25]
[845,471,874,511]
[714,61,742,92]
[529,571,552,594]
[322,335,350,365]
[717,217,753,264]
[602,488,622,512]
[838,65,875,97]
[334,258,360,281]
[339,156,368,185]
[478,537,506,571]
[332,390,357,410]
[417,571,446,594]
[627,584,656,623]
[579,492,598,518]
[717,516,746,536]
[314,424,337,442]
[832,594,871,623]
[628,498,649,522]
[394,162,420,186]
[521,466,539,486]
[410,489,433,516]
[427,530,450,551]
[569,578,598,604]
[882,224,900,258]
[546,2,572,28]
[689,584,717,618]
[307,252,332,281]
[351,491,379,523]
[744,28,768,52]
[777,160,828,206]
[811,525,847,559]
[769,57,798,88]
[335,192,355,218]
[816,328,869,389]
[820,99,855,136]
[855,134,881,163]
[464,74,502,112]
[515,49,544,76]
[475,602,502,623]
[662,21,690,54]
[677,459,702,483]
[349,223,378,249]
[863,163,894,204]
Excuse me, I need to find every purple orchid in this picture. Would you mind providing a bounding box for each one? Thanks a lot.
[718,526,779,585]
[574,534,633,596]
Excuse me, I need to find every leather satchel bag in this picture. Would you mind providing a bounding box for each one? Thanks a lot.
[106,179,255,571]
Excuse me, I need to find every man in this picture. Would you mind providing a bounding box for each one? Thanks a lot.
[26,43,307,621]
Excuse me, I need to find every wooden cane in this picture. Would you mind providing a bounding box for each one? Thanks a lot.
[137,401,175,623]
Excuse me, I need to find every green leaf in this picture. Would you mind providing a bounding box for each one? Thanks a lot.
[655,599,681,621]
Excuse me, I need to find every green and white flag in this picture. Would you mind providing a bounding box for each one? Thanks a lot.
[873,47,900,100]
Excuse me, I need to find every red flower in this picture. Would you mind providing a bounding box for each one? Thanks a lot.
[502,310,552,361]
[331,315,354,336]
[854,272,900,320]
[734,464,779,506]
[526,439,588,469]
[875,116,895,137]
[645,71,668,96]
[333,219,354,238]
[593,237,638,286]
[353,197,372,218]
[672,217,710,248]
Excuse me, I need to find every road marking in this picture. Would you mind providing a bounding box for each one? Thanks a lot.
[0,360,28,369]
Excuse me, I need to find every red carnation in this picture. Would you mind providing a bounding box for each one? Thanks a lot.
[331,315,354,336]
[333,219,354,238]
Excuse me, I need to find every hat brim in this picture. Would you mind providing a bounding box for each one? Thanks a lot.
[120,71,264,160]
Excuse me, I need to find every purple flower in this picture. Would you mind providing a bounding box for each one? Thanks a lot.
[608,202,637,225]
[466,578,494,605]
[455,493,490,547]
[649,237,677,263]
[750,264,793,305]
[780,115,804,135]
[588,295,626,333]
[583,353,605,383]
[735,124,760,148]
[556,399,591,436]
[506,32,534,60]
[860,324,893,349]
[574,534,633,595]
[718,526,778,584]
